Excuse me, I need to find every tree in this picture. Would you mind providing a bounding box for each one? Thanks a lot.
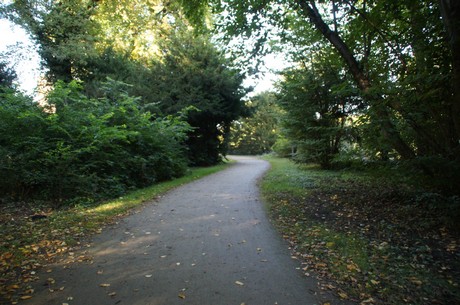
[277,46,358,168]
[0,79,191,203]
[229,91,282,155]
[149,28,248,165]
[0,60,17,89]
[180,0,458,164]
[439,0,460,142]
[0,0,208,83]
[2,0,100,82]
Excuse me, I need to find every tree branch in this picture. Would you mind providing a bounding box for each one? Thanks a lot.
[342,0,407,76]
[294,0,416,159]
[295,0,370,92]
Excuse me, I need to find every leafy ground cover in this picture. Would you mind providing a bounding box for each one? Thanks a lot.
[0,162,232,304]
[260,156,460,305]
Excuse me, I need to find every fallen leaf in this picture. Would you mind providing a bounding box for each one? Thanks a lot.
[178,293,186,299]
[99,283,111,287]
[338,291,348,299]
[20,296,32,300]
[108,292,116,296]
[409,277,423,286]
[145,274,153,278]
[346,263,359,272]
[235,281,244,286]
[370,279,380,285]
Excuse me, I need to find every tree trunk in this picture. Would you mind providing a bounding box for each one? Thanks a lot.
[295,0,416,159]
[439,0,460,154]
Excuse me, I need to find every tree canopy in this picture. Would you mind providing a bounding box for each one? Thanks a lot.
[229,91,282,155]
[205,0,459,185]
[148,28,248,165]
[2,0,460,195]
[0,0,248,202]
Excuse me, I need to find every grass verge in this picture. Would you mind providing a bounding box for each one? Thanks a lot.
[0,161,233,304]
[260,156,459,305]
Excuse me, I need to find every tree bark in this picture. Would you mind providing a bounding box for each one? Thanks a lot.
[295,0,416,159]
[439,0,460,153]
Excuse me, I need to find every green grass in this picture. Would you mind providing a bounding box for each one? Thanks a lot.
[260,155,460,304]
[73,161,235,221]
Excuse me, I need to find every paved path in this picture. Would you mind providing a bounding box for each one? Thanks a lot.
[31,156,330,305]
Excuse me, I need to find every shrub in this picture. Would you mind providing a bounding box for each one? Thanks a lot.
[0,80,190,204]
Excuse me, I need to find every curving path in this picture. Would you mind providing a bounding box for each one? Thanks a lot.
[31,156,334,305]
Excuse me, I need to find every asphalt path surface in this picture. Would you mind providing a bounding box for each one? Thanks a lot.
[30,156,335,305]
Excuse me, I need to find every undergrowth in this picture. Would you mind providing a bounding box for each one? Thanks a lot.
[260,156,460,304]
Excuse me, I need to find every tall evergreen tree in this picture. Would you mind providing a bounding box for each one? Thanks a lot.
[150,28,247,165]
[0,61,17,89]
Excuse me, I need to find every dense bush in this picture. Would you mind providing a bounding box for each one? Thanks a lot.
[0,80,190,204]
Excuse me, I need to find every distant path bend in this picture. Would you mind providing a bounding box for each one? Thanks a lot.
[31,156,328,305]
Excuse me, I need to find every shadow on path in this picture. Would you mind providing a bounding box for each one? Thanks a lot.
[30,156,342,305]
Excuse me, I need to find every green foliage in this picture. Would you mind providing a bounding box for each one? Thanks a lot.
[3,1,248,168]
[276,50,358,169]
[272,136,294,158]
[150,28,248,165]
[0,60,17,89]
[81,48,159,106]
[3,0,100,83]
[0,80,190,203]
[206,0,460,175]
[229,91,282,155]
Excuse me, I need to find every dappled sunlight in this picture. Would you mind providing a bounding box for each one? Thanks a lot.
[92,234,160,258]
[24,156,327,305]
[87,200,129,214]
